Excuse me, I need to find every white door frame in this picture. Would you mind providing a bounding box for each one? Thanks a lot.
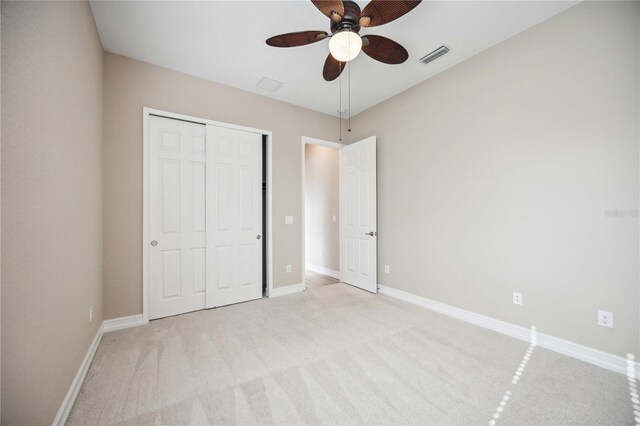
[143,107,274,323]
[301,136,344,287]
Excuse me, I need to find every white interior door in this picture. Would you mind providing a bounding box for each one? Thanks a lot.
[340,136,377,293]
[206,125,263,308]
[149,116,207,319]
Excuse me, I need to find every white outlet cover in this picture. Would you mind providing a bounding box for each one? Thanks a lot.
[286,264,292,273]
[384,265,390,274]
[332,215,337,223]
[285,216,293,225]
[513,292,523,305]
[598,310,613,328]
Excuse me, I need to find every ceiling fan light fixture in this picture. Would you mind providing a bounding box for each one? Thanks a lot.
[329,29,362,62]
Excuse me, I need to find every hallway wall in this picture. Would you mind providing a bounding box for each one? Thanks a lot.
[305,144,340,273]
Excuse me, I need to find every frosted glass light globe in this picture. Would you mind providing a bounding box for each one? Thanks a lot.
[329,30,362,62]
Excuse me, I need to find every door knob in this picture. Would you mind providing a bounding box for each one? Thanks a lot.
[256,235,262,240]
[365,231,377,236]
[151,240,158,246]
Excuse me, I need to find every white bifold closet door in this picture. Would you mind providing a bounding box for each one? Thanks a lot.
[149,116,207,319]
[149,116,263,320]
[206,125,263,308]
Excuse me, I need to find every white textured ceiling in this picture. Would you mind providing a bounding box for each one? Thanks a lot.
[90,0,578,117]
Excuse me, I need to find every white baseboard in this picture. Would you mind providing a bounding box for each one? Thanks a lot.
[269,283,305,298]
[54,313,149,424]
[305,263,340,280]
[103,314,147,333]
[378,284,639,378]
[52,323,104,426]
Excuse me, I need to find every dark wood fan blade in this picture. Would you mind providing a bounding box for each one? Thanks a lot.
[266,31,328,48]
[323,53,346,81]
[311,0,344,21]
[361,35,408,64]
[359,0,421,27]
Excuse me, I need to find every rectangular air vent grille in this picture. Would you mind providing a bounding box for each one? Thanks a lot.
[256,76,284,92]
[420,45,450,65]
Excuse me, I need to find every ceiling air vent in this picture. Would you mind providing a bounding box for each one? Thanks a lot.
[420,45,450,65]
[256,76,284,92]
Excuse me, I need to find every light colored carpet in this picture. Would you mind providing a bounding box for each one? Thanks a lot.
[69,283,633,425]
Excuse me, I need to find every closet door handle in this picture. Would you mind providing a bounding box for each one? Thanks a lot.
[256,235,262,240]
[365,231,377,236]
[151,240,158,246]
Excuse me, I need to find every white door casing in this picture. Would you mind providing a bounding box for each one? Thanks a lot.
[149,116,207,319]
[206,124,263,308]
[340,136,377,293]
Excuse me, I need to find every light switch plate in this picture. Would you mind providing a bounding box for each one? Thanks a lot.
[384,265,390,274]
[285,216,293,225]
[286,264,292,273]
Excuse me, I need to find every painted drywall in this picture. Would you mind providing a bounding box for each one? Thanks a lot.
[348,1,640,357]
[305,144,340,272]
[103,53,342,319]
[1,1,104,424]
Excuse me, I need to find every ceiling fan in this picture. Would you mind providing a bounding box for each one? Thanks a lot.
[266,0,421,81]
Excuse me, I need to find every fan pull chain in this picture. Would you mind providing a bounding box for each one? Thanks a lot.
[348,62,351,133]
[338,65,342,142]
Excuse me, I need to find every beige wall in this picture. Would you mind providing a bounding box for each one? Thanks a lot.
[305,144,340,272]
[103,53,341,319]
[1,1,104,424]
[349,1,640,357]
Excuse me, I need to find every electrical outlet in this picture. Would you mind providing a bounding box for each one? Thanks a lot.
[598,310,613,328]
[89,305,94,323]
[332,215,337,223]
[384,265,390,274]
[285,216,293,225]
[513,292,523,305]
[286,264,292,273]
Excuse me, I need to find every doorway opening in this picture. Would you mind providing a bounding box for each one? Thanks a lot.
[302,137,343,289]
